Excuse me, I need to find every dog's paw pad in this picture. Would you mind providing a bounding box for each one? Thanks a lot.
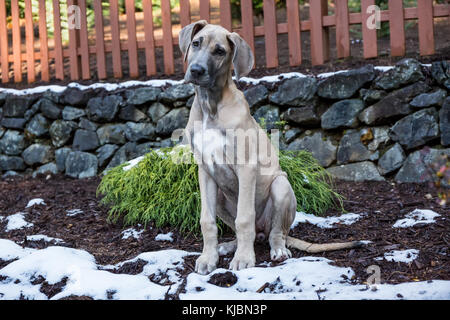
[270,248,292,261]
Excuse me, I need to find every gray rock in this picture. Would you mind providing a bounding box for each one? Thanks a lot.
[55,147,71,172]
[37,98,61,119]
[253,105,280,131]
[327,161,384,181]
[0,92,6,106]
[96,144,119,167]
[440,97,450,146]
[317,65,375,99]
[24,101,40,121]
[359,81,430,125]
[337,129,378,164]
[374,58,425,90]
[395,148,450,183]
[62,106,86,120]
[78,118,98,131]
[65,151,98,179]
[0,126,4,138]
[361,126,391,152]
[284,128,303,144]
[321,99,365,130]
[283,105,319,126]
[156,107,190,136]
[0,117,26,129]
[73,129,100,151]
[269,77,317,106]
[2,170,21,178]
[25,114,50,137]
[244,85,268,108]
[360,88,387,105]
[62,87,94,107]
[136,142,159,154]
[0,155,25,171]
[431,61,450,85]
[87,95,122,122]
[147,102,170,122]
[186,96,195,108]
[159,84,195,103]
[22,144,53,166]
[42,90,64,104]
[389,108,439,150]
[126,87,161,105]
[49,120,77,148]
[378,143,406,175]
[124,122,156,142]
[106,142,140,170]
[33,162,58,177]
[3,95,36,117]
[287,131,337,167]
[410,89,447,108]
[118,105,148,122]
[0,130,27,155]
[97,124,126,145]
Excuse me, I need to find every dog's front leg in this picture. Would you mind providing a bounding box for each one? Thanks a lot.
[230,165,257,271]
[195,166,219,275]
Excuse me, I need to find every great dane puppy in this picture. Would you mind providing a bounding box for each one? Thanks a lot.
[178,21,363,274]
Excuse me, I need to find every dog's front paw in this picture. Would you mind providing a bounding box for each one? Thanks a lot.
[229,251,255,271]
[270,247,292,261]
[195,253,218,275]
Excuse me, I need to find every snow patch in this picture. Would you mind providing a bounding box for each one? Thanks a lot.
[123,156,145,172]
[155,232,174,242]
[66,209,84,217]
[375,249,419,263]
[291,211,363,229]
[121,227,144,240]
[4,213,34,232]
[393,209,440,228]
[25,235,65,244]
[0,239,35,261]
[26,198,46,208]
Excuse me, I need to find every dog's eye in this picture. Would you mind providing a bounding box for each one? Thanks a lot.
[213,47,226,56]
[192,40,200,48]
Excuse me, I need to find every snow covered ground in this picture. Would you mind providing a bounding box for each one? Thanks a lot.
[1,205,449,300]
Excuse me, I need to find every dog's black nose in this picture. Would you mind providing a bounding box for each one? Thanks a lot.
[190,64,206,77]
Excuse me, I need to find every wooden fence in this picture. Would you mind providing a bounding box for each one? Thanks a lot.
[0,0,449,84]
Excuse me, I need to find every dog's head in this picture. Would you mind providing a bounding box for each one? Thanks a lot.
[179,21,254,88]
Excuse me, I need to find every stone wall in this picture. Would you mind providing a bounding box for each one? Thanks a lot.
[0,58,449,183]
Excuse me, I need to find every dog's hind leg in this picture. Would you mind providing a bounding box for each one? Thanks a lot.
[268,174,297,261]
[216,190,237,256]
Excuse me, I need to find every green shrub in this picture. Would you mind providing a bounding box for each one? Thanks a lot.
[97,147,343,236]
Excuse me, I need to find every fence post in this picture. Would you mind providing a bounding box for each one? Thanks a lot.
[286,0,302,66]
[78,0,91,80]
[53,0,64,80]
[143,0,157,76]
[241,0,255,57]
[335,0,350,59]
[263,0,278,68]
[388,0,405,57]
[310,0,329,65]
[68,0,80,81]
[220,0,232,31]
[11,0,22,82]
[0,0,8,83]
[161,0,174,74]
[109,0,123,78]
[38,0,50,82]
[24,0,35,83]
[361,0,378,59]
[417,0,435,56]
[200,0,210,22]
[125,0,139,78]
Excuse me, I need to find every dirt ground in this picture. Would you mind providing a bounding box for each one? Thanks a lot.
[0,174,448,299]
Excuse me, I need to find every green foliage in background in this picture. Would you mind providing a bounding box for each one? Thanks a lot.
[97,147,343,236]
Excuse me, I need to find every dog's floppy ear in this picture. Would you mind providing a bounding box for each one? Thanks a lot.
[227,32,254,79]
[179,20,208,62]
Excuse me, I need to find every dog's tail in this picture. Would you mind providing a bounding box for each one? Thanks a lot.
[286,236,365,253]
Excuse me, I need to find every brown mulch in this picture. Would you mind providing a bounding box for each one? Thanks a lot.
[0,174,449,298]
